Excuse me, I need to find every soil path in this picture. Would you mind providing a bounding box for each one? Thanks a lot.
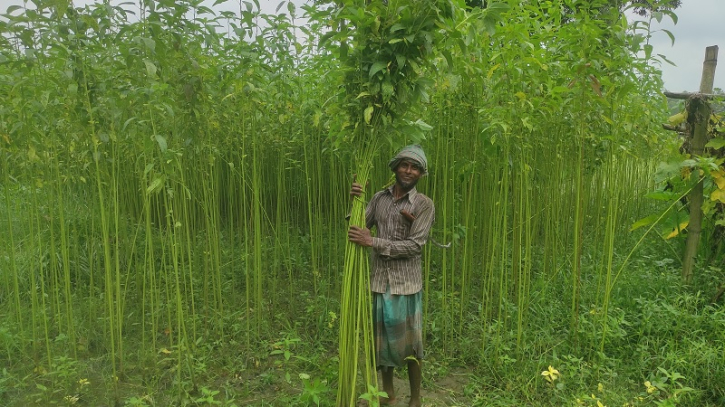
[358,371,471,406]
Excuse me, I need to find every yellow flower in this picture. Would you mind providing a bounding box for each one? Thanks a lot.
[645,380,657,394]
[78,378,90,386]
[598,382,604,392]
[541,365,560,383]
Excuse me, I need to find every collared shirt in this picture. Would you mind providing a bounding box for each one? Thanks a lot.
[366,185,435,295]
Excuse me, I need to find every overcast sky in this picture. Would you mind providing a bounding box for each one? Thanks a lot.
[3,0,723,92]
[639,0,724,92]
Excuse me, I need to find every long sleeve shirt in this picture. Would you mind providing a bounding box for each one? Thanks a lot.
[366,185,435,295]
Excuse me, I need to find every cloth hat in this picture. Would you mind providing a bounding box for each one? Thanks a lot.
[388,144,428,175]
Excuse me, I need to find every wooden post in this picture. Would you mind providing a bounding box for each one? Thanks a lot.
[682,46,718,283]
[700,46,719,94]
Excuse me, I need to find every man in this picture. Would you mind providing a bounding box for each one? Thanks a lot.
[348,145,435,407]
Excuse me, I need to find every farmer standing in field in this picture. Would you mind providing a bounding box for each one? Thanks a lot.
[348,145,435,407]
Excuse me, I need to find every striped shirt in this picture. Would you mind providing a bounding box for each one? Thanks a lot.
[366,185,435,295]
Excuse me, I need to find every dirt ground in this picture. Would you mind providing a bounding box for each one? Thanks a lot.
[357,370,472,407]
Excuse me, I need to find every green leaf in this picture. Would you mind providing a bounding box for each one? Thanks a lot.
[382,81,394,98]
[122,118,136,131]
[644,44,653,60]
[645,191,678,201]
[667,111,686,126]
[144,59,157,77]
[318,31,335,49]
[660,29,675,46]
[412,119,432,131]
[155,135,167,152]
[662,10,678,25]
[146,177,164,194]
[390,23,405,32]
[486,2,511,13]
[442,50,453,70]
[705,138,725,149]
[364,105,374,124]
[54,0,70,20]
[396,54,406,69]
[630,214,659,231]
[141,37,156,52]
[369,61,386,79]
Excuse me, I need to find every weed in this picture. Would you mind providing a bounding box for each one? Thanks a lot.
[194,386,222,406]
[298,373,331,407]
[358,384,389,407]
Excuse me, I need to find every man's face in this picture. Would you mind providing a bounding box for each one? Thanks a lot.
[394,158,423,190]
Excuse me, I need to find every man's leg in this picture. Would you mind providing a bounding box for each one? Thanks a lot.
[407,359,421,407]
[381,366,396,405]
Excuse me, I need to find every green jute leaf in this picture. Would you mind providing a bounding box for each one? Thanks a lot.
[147,177,164,195]
[369,61,386,79]
[645,191,679,201]
[155,134,167,153]
[706,138,725,149]
[144,59,157,77]
[364,105,374,124]
[630,214,659,231]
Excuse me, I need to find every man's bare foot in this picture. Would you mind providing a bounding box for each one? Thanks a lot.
[380,395,396,405]
[357,396,397,407]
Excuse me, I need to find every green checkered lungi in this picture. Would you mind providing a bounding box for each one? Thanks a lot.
[373,285,423,369]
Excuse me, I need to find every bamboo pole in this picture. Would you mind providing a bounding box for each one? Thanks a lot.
[682,45,718,283]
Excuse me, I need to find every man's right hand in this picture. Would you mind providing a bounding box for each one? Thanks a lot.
[350,174,367,198]
[348,226,373,247]
[350,182,364,198]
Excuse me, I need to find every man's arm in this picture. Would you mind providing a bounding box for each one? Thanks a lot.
[371,199,434,259]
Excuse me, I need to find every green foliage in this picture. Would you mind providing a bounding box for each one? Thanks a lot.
[0,0,722,406]
[298,373,332,407]
[358,384,389,407]
[635,108,725,254]
[193,387,222,405]
[320,0,464,143]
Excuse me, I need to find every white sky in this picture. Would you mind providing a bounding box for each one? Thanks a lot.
[640,0,724,92]
[2,0,723,92]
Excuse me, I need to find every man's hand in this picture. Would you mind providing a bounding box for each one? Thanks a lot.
[349,174,369,199]
[348,226,373,247]
[350,182,364,198]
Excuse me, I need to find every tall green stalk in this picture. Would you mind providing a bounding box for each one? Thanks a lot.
[337,139,379,407]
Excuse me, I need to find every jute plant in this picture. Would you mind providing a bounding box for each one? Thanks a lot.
[317,0,457,404]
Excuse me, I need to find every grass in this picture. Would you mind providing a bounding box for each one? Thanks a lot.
[1,185,724,406]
